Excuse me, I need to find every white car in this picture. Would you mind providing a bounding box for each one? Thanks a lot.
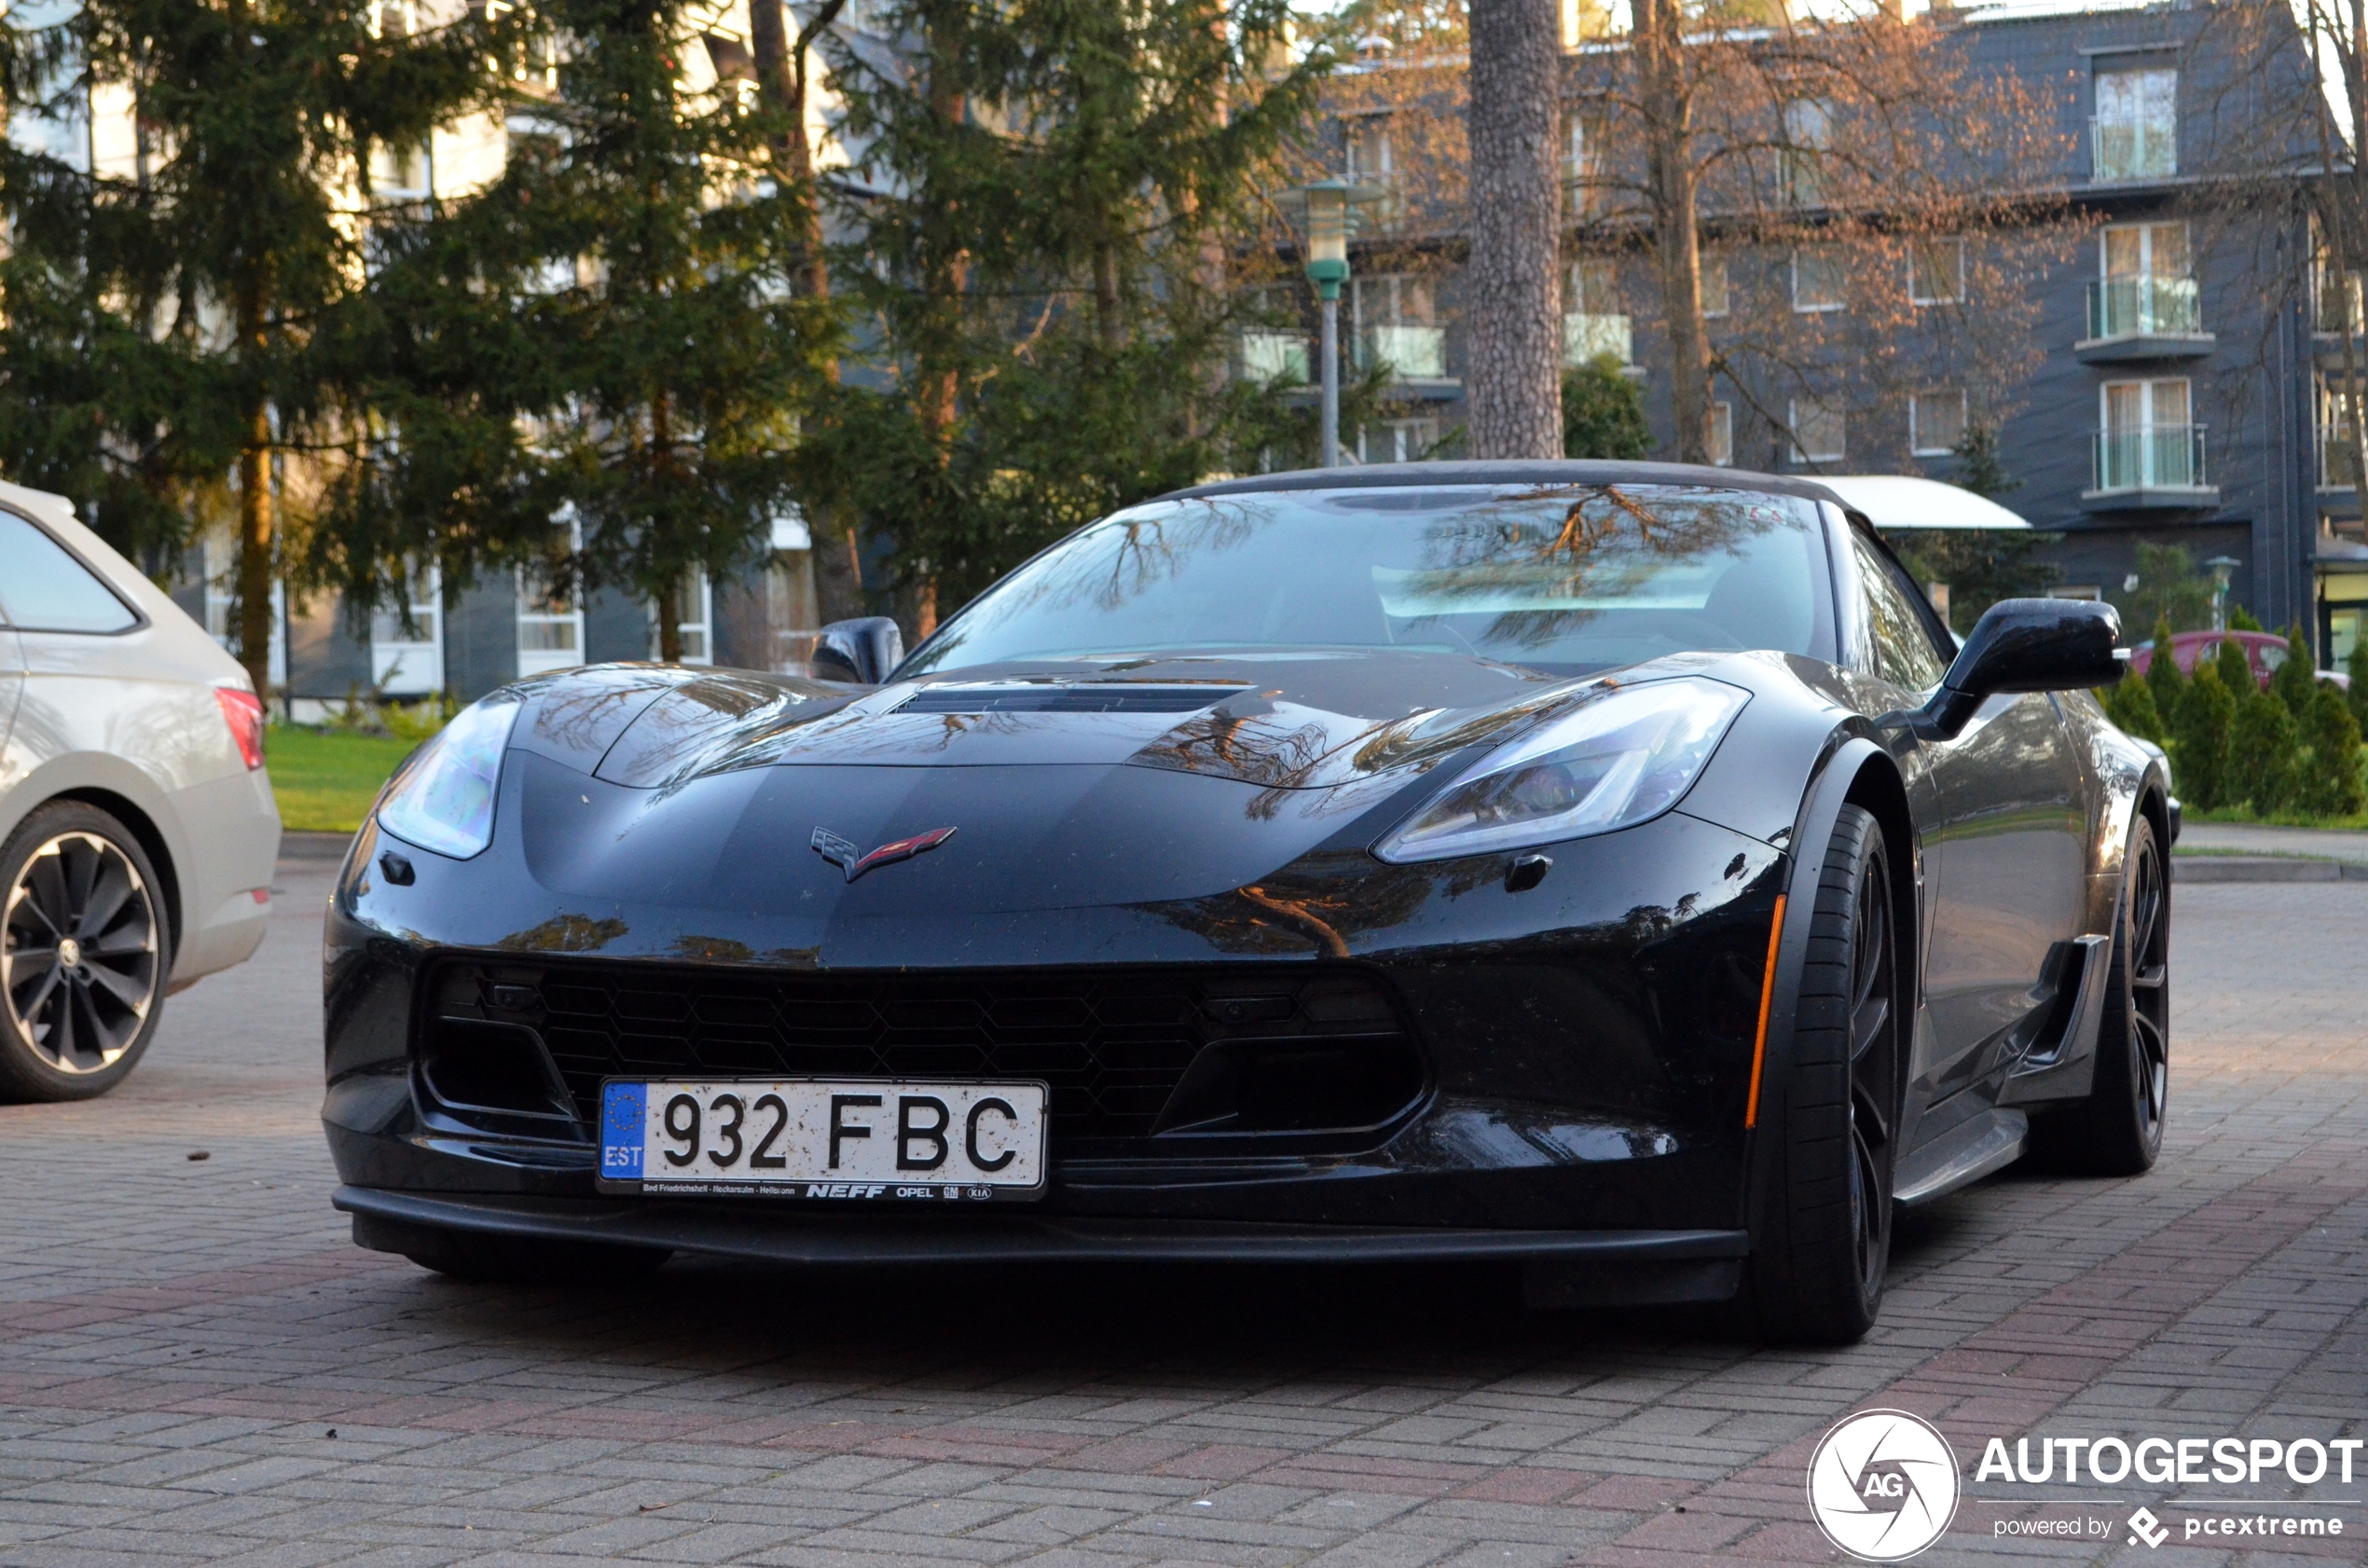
[0,479,281,1099]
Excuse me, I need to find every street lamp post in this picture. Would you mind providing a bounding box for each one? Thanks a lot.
[1302,182,1351,469]
[2206,555,2240,631]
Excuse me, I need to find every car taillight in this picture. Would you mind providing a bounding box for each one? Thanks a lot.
[215,687,266,770]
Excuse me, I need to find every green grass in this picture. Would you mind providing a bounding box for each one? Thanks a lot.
[265,725,419,834]
[2182,805,2368,833]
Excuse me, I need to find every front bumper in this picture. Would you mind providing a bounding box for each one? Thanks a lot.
[337,1185,1749,1303]
[325,805,1787,1240]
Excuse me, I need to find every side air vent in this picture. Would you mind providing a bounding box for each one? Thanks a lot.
[898,683,1246,715]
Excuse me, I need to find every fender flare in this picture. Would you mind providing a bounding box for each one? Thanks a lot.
[1740,733,1893,1242]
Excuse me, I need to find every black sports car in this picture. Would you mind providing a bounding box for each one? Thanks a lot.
[324,461,2171,1343]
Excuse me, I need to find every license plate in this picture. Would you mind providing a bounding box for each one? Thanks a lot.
[596,1079,1047,1201]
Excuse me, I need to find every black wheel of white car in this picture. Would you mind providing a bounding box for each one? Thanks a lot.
[0,803,170,1101]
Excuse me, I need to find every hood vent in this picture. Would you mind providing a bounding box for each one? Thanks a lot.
[898,683,1246,715]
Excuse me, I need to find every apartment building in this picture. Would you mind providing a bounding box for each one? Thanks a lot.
[1282,2,2365,665]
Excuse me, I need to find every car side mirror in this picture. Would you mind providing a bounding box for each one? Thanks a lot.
[809,616,904,685]
[1909,598,2125,740]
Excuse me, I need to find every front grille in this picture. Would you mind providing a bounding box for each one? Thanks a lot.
[425,960,1417,1144]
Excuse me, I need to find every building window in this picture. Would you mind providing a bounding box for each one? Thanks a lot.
[1789,397,1846,464]
[2093,68,2176,181]
[1907,240,1965,306]
[1563,255,1631,367]
[517,516,585,677]
[2092,222,2198,338]
[1355,274,1446,380]
[1792,250,1845,312]
[1910,391,1966,457]
[1700,254,1729,318]
[2095,378,2203,491]
[1346,117,1392,185]
[654,567,714,665]
[1357,417,1441,465]
[1565,113,1607,216]
[1709,401,1734,467]
[2318,230,2363,335]
[1781,99,1831,208]
[2321,380,2362,489]
[1241,290,1308,384]
[200,540,285,689]
[369,564,444,695]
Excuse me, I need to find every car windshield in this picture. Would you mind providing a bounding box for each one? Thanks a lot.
[902,482,1838,678]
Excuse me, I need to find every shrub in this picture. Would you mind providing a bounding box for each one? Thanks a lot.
[2302,683,2368,818]
[2143,612,2184,715]
[2226,688,2300,814]
[2229,604,2265,631]
[2101,675,2165,743]
[2172,659,2236,809]
[1563,355,1650,461]
[2349,638,2368,732]
[384,695,458,746]
[2215,632,2255,704]
[2274,622,2319,711]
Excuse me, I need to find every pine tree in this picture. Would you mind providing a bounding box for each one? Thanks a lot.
[0,2,504,694]
[815,0,1332,631]
[2229,605,2265,632]
[2227,688,2300,815]
[2173,659,2236,811]
[318,0,838,658]
[2303,681,2368,818]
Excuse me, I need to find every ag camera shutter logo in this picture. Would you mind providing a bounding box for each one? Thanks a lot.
[1807,1410,1962,1561]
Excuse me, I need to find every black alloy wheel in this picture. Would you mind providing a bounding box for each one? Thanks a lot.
[1740,803,1902,1345]
[0,804,169,1102]
[2038,813,2169,1174]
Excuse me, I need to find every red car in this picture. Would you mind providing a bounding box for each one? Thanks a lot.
[2128,629,2350,691]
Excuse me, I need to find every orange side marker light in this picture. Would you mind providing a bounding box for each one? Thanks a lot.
[1744,893,1787,1129]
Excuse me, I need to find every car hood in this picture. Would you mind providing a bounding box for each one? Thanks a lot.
[491,651,1700,924]
[526,651,1608,792]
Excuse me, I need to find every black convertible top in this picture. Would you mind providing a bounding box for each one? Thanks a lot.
[1163,460,1849,509]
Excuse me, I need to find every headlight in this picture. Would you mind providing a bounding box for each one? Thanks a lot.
[377,695,521,859]
[1374,677,1749,863]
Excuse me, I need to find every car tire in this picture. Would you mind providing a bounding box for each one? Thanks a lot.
[398,1226,672,1286]
[2032,814,2169,1176]
[1739,804,1902,1346]
[0,802,172,1103]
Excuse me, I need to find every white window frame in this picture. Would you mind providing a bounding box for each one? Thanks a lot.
[1909,390,1967,458]
[1700,254,1729,319]
[370,562,445,695]
[1791,250,1844,313]
[1788,396,1846,463]
[1708,401,1734,467]
[200,539,286,689]
[1907,239,1966,307]
[654,566,716,666]
[516,514,587,678]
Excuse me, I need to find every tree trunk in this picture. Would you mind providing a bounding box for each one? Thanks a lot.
[233,283,273,700]
[1464,0,1563,460]
[751,0,864,628]
[655,571,683,662]
[1636,0,1711,464]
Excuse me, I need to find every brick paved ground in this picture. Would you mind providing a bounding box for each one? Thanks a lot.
[2,861,2365,1567]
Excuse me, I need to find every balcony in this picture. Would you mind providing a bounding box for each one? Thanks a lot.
[2078,277,2211,362]
[1362,324,1449,382]
[1239,331,1309,386]
[2082,424,2217,511]
[2090,114,2176,183]
[1563,312,1634,370]
[2323,426,2361,491]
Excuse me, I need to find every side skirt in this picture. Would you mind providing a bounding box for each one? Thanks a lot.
[1893,1107,2028,1207]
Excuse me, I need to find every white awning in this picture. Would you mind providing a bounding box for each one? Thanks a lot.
[1816,475,2032,531]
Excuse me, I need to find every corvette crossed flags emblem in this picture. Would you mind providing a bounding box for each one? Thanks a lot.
[810,824,958,882]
